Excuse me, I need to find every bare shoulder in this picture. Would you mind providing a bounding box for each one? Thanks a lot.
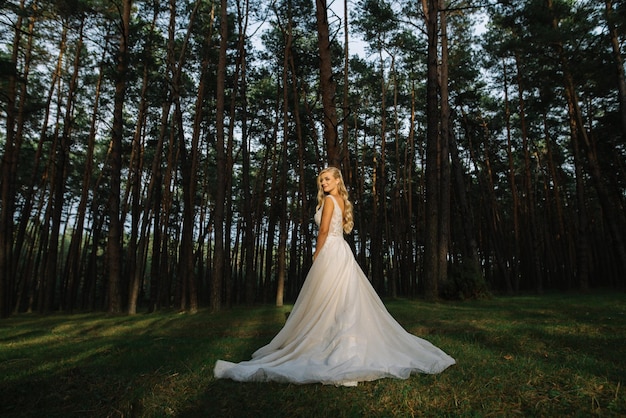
[322,195,335,211]
[329,194,345,213]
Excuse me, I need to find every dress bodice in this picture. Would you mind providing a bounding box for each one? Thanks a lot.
[315,195,344,236]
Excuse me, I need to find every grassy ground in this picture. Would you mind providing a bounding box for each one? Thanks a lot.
[1,292,624,417]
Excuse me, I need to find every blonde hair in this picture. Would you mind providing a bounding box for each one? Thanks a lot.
[316,167,354,234]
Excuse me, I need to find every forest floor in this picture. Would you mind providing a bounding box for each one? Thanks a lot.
[0,291,624,417]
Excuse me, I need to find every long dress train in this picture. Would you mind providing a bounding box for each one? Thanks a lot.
[214,195,455,386]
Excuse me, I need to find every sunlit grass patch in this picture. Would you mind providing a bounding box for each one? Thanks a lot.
[0,292,624,417]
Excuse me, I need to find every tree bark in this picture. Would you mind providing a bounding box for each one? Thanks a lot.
[437,2,451,294]
[315,0,340,166]
[422,0,440,300]
[56,18,86,312]
[2,0,35,316]
[126,7,158,315]
[107,0,132,313]
[173,0,203,313]
[291,56,312,298]
[64,30,106,313]
[276,1,294,307]
[513,52,543,293]
[212,0,229,311]
[42,20,76,312]
[241,66,256,305]
[502,59,521,285]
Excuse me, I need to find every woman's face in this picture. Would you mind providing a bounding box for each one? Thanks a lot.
[319,171,339,194]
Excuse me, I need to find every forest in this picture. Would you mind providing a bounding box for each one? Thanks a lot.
[0,0,625,317]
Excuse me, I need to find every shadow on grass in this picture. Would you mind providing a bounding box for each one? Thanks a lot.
[1,293,625,417]
[0,306,287,418]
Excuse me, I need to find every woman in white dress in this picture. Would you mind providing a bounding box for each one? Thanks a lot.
[214,167,455,386]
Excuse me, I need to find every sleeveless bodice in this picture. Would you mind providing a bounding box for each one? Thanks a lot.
[315,195,344,236]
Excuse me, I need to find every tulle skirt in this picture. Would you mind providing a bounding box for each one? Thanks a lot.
[214,235,455,386]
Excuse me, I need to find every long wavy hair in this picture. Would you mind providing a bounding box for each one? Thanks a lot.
[316,167,354,234]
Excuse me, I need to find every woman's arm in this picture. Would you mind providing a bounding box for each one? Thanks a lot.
[313,196,334,260]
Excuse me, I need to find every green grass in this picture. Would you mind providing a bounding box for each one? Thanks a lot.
[1,292,625,417]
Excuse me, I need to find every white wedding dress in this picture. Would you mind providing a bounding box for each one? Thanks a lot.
[214,195,455,386]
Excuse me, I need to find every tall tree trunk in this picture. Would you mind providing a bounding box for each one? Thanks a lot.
[406,82,417,295]
[126,4,162,315]
[464,109,513,293]
[125,67,149,314]
[502,59,521,285]
[55,18,85,312]
[291,64,312,296]
[143,0,184,311]
[437,2,451,294]
[449,129,481,273]
[513,52,543,293]
[542,112,575,286]
[172,0,203,313]
[107,0,132,313]
[1,0,34,316]
[341,0,352,176]
[149,167,164,311]
[391,57,402,298]
[370,130,381,290]
[42,20,77,312]
[370,47,388,293]
[126,110,146,315]
[224,0,247,307]
[246,146,270,303]
[422,0,440,300]
[276,155,288,306]
[212,0,229,311]
[25,71,66,311]
[570,112,591,291]
[241,69,256,305]
[84,206,103,310]
[234,0,252,306]
[276,2,294,307]
[263,115,282,303]
[64,32,106,313]
[315,0,340,166]
[264,203,278,304]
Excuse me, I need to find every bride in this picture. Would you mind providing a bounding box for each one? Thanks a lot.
[214,167,455,386]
